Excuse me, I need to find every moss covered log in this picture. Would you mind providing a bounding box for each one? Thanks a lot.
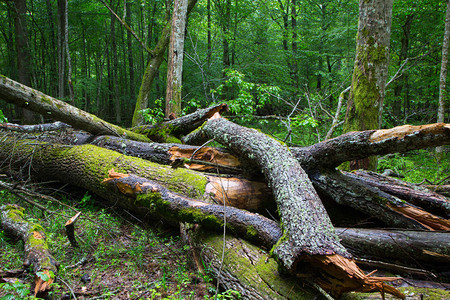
[0,204,58,296]
[0,75,150,142]
[102,170,281,247]
[187,114,404,298]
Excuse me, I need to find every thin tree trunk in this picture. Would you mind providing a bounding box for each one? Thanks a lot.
[165,0,188,118]
[437,0,450,154]
[13,0,37,124]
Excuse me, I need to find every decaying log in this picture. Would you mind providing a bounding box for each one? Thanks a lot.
[0,204,58,296]
[0,133,271,214]
[311,170,450,230]
[185,114,404,298]
[291,123,450,170]
[88,135,242,173]
[0,75,150,142]
[0,121,71,133]
[131,103,228,142]
[102,169,281,247]
[347,170,450,218]
[0,133,404,298]
[336,228,450,269]
[189,231,319,299]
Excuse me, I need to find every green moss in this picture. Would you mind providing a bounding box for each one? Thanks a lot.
[5,205,25,222]
[165,135,181,144]
[245,225,258,239]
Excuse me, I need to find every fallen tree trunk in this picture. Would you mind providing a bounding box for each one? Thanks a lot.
[291,123,450,170]
[347,170,450,218]
[184,114,404,298]
[0,75,149,142]
[336,228,450,269]
[310,170,450,230]
[0,204,58,297]
[15,128,448,230]
[0,133,404,298]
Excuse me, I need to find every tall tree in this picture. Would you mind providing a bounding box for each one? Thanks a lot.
[13,0,37,124]
[132,0,197,127]
[165,0,189,118]
[343,0,393,170]
[437,0,450,156]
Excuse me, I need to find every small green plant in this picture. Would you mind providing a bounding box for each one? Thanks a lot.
[211,69,280,119]
[0,280,36,300]
[79,192,94,209]
[140,98,165,125]
[0,110,8,123]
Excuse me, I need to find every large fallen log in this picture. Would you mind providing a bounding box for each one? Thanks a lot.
[0,133,404,298]
[346,170,450,218]
[336,228,450,269]
[0,75,149,142]
[0,204,58,297]
[17,128,448,230]
[183,113,404,298]
[291,123,450,170]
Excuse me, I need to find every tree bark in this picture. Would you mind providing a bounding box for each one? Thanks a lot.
[336,228,450,270]
[165,0,188,118]
[0,204,58,297]
[0,76,150,142]
[183,114,403,298]
[343,0,393,170]
[437,0,450,154]
[0,131,403,298]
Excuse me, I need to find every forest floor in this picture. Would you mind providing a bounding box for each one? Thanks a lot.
[0,149,449,300]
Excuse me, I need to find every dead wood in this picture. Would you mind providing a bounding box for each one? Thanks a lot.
[0,204,58,296]
[0,75,150,142]
[0,121,71,132]
[65,212,81,248]
[102,169,281,247]
[347,170,450,218]
[310,170,450,230]
[336,228,450,269]
[185,113,404,298]
[291,123,450,170]
[131,103,228,142]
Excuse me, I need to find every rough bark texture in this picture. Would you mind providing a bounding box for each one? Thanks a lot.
[102,170,281,248]
[189,231,319,299]
[132,103,228,142]
[0,75,149,142]
[196,115,349,271]
[165,0,188,117]
[348,170,450,218]
[188,115,404,298]
[336,228,450,269]
[292,123,450,171]
[343,0,393,170]
[0,204,58,296]
[310,170,450,230]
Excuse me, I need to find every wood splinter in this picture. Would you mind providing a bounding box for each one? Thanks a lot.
[65,212,82,248]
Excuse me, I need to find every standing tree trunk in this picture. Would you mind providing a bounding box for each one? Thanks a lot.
[63,0,74,104]
[13,0,37,124]
[343,0,393,171]
[57,0,66,99]
[132,0,197,126]
[165,0,188,118]
[437,0,450,155]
